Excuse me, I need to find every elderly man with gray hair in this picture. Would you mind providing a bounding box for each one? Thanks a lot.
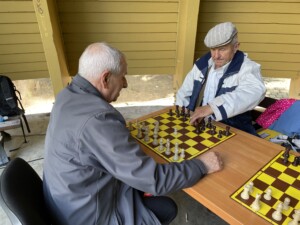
[176,22,266,136]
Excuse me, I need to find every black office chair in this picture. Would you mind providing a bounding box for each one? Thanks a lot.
[0,157,53,225]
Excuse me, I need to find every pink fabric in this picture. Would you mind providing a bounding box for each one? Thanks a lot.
[256,98,297,128]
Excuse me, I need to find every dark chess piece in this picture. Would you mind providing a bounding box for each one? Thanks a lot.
[282,145,291,158]
[283,154,289,165]
[206,117,212,129]
[186,109,190,117]
[292,156,300,166]
[169,109,173,116]
[181,106,185,116]
[225,126,230,136]
[175,105,180,117]
[217,130,223,138]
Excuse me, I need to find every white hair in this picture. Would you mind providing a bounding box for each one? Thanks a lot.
[78,42,125,80]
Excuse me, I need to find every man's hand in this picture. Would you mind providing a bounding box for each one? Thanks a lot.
[196,151,223,174]
[190,105,213,125]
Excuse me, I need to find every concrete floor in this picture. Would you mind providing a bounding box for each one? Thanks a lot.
[0,75,289,225]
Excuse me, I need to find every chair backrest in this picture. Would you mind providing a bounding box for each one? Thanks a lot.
[0,158,53,225]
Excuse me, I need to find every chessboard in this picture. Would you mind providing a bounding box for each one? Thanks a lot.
[128,108,235,163]
[231,150,300,225]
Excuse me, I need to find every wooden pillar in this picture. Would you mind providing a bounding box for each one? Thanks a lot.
[32,0,70,97]
[174,0,201,90]
[289,75,300,99]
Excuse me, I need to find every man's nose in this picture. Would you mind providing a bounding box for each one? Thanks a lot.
[123,79,128,88]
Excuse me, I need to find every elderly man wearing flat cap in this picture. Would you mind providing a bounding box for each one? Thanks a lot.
[176,22,266,136]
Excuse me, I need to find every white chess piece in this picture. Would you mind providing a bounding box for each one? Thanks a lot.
[241,184,250,200]
[137,127,142,138]
[248,181,254,193]
[288,209,300,225]
[263,188,272,201]
[152,133,158,146]
[283,197,290,210]
[158,138,164,151]
[250,194,261,212]
[272,202,283,221]
[180,148,185,159]
[174,127,177,135]
[173,148,179,161]
[165,139,171,155]
[143,126,150,142]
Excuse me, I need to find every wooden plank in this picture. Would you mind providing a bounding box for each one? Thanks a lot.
[200,2,300,13]
[63,33,177,43]
[60,0,178,2]
[261,70,298,79]
[60,12,178,23]
[199,12,300,25]
[65,42,177,53]
[0,24,40,34]
[0,62,48,73]
[6,70,50,80]
[127,59,175,68]
[0,13,37,23]
[197,23,300,35]
[58,2,178,13]
[61,23,178,33]
[0,44,44,54]
[67,51,176,62]
[201,0,300,2]
[0,2,34,13]
[260,61,300,71]
[0,53,46,64]
[0,34,42,44]
[289,76,300,99]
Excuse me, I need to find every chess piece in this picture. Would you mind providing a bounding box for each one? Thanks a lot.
[292,156,300,166]
[158,138,164,151]
[173,147,179,161]
[283,197,290,210]
[152,133,158,146]
[241,184,250,200]
[248,181,254,193]
[181,106,185,116]
[174,127,177,136]
[175,105,180,117]
[137,127,142,138]
[263,188,272,201]
[250,194,261,212]
[288,209,300,225]
[272,202,283,221]
[217,130,223,138]
[225,126,230,136]
[165,139,171,155]
[143,126,150,142]
[180,148,185,159]
[169,109,173,116]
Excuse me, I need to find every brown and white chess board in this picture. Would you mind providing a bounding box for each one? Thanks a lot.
[231,151,300,225]
[128,109,235,163]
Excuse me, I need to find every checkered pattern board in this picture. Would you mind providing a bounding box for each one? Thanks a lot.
[129,110,235,163]
[231,151,300,225]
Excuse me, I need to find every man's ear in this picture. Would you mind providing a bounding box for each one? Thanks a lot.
[101,71,111,89]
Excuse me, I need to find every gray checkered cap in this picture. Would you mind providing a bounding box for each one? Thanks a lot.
[204,22,238,48]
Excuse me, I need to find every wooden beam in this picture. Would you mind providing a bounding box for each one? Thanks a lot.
[289,75,300,99]
[174,0,200,90]
[32,0,70,97]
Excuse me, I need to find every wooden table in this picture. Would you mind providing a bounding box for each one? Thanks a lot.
[132,107,299,225]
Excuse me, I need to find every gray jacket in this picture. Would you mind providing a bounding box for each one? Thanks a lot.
[43,74,207,225]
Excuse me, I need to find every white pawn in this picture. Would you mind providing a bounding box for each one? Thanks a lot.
[165,139,171,155]
[152,134,158,146]
[272,202,283,221]
[180,148,185,159]
[173,148,179,161]
[143,126,150,142]
[137,127,142,138]
[241,184,250,200]
[250,194,261,212]
[283,197,290,210]
[248,181,254,193]
[174,127,177,136]
[158,138,164,151]
[263,188,272,201]
[288,209,300,225]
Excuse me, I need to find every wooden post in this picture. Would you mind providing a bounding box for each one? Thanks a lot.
[32,0,70,96]
[289,74,300,99]
[174,0,200,91]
